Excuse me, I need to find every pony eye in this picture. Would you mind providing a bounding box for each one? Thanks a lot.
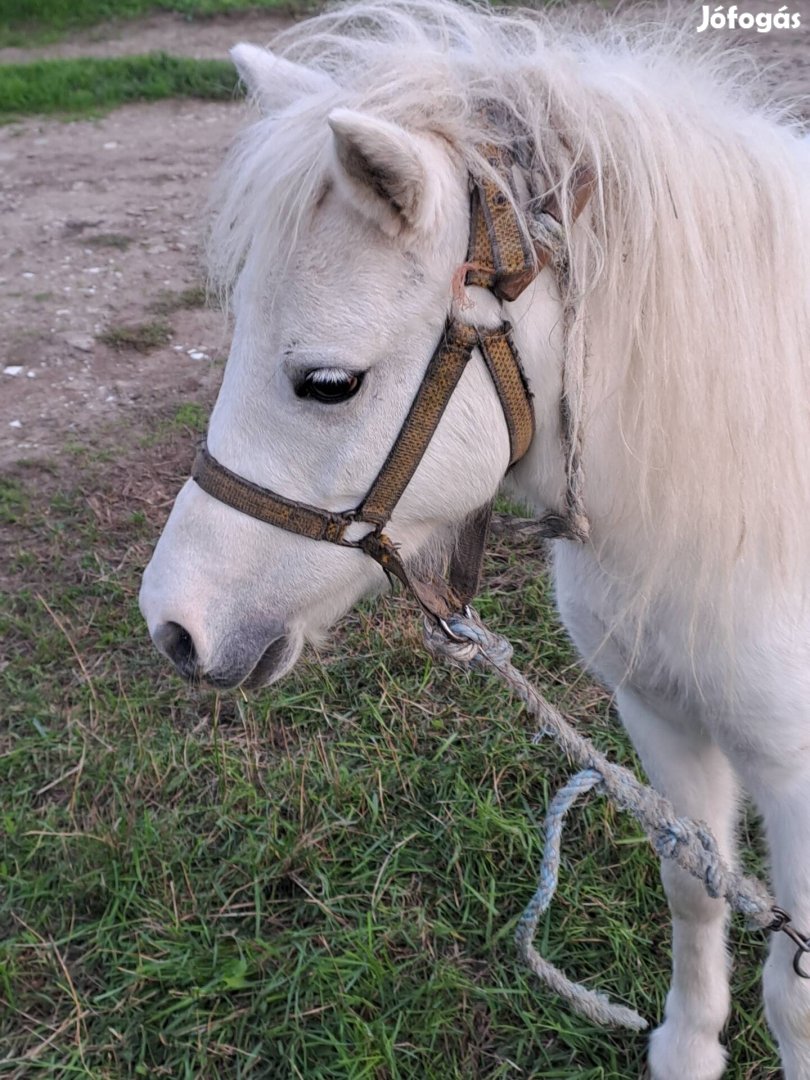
[296,369,364,404]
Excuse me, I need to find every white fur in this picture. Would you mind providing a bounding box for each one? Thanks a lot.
[328,109,439,233]
[230,43,334,113]
[140,4,810,1075]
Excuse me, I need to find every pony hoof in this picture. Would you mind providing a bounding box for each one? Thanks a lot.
[648,1021,727,1080]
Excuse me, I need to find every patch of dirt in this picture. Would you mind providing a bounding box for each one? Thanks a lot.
[0,98,242,468]
[0,10,298,64]
[0,11,310,471]
[0,6,807,471]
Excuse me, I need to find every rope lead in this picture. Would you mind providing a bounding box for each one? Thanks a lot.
[421,606,783,1030]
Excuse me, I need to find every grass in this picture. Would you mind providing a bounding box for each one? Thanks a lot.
[84,232,135,251]
[151,283,209,315]
[0,408,781,1079]
[171,401,209,430]
[0,0,315,48]
[98,318,172,353]
[0,53,242,119]
[97,287,211,357]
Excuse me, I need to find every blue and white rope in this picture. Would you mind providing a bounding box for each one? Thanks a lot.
[422,607,775,1030]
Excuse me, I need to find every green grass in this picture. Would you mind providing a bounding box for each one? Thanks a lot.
[171,401,209,431]
[0,0,314,48]
[95,291,210,357]
[0,53,242,118]
[0,419,780,1078]
[151,283,209,315]
[98,317,172,353]
[84,232,135,251]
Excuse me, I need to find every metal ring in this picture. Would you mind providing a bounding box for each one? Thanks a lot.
[769,906,791,932]
[769,907,810,978]
[436,616,467,644]
[794,942,810,979]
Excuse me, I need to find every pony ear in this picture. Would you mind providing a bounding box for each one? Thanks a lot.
[230,44,333,114]
[327,108,430,234]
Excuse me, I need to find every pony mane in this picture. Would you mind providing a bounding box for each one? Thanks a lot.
[209,0,810,622]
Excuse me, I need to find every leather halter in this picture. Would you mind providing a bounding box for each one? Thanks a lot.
[192,143,591,635]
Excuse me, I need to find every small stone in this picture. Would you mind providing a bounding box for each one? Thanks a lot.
[65,333,94,353]
[103,141,118,150]
[9,420,22,428]
[27,371,35,378]
[146,244,167,255]
[188,350,208,361]
[22,272,34,279]
[3,365,23,376]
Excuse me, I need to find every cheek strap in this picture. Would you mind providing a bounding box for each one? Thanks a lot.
[190,317,533,629]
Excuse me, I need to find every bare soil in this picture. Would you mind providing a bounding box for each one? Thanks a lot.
[0,10,297,63]
[0,12,300,470]
[0,8,807,471]
[0,98,239,468]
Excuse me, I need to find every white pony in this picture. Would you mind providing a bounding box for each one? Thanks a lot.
[139,3,810,1076]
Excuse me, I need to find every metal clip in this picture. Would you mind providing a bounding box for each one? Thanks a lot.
[769,907,810,978]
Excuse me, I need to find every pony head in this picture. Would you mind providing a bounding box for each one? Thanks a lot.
[139,37,564,688]
[141,0,810,688]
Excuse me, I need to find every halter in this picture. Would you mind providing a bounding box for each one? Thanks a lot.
[192,143,593,637]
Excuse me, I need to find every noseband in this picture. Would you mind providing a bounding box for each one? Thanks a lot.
[192,142,593,636]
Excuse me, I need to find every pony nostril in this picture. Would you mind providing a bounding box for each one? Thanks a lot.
[153,621,198,678]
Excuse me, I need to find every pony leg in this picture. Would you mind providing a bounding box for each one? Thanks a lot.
[616,687,738,1080]
[745,774,810,1079]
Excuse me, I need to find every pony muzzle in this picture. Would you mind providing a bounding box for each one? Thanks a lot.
[150,617,298,689]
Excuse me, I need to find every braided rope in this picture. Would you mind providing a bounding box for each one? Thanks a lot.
[421,607,776,1029]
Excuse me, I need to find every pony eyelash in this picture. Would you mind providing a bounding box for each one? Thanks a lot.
[306,367,356,384]
[294,367,365,403]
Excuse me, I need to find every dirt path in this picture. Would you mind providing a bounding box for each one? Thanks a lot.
[1,7,807,470]
[0,98,240,467]
[0,10,297,64]
[0,12,310,470]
